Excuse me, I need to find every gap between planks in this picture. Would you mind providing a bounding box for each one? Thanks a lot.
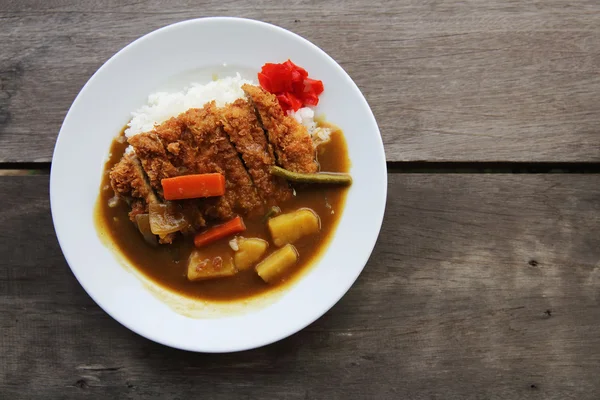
[1,162,600,176]
[387,161,600,173]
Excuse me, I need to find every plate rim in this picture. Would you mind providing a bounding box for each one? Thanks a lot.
[50,16,387,352]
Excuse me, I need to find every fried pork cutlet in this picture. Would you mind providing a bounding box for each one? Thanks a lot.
[220,99,293,205]
[117,87,319,242]
[178,103,264,218]
[131,102,264,220]
[130,115,229,221]
[109,153,178,243]
[127,124,181,196]
[130,115,235,220]
[242,84,319,174]
[109,153,157,220]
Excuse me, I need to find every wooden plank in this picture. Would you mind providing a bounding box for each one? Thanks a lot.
[1,1,600,162]
[1,174,599,399]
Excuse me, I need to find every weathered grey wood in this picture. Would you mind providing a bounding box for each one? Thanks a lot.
[1,0,600,162]
[1,174,599,399]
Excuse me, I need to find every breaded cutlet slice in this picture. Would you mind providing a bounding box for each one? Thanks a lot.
[109,153,157,220]
[127,122,181,197]
[129,113,235,221]
[242,84,318,174]
[179,103,264,218]
[127,118,228,228]
[220,99,293,205]
[110,154,157,206]
[109,152,178,243]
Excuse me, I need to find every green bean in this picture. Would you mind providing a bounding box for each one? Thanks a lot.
[261,206,281,223]
[270,166,352,186]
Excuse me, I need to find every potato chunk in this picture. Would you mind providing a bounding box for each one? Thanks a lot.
[187,250,237,281]
[233,237,269,270]
[256,244,298,283]
[267,208,320,247]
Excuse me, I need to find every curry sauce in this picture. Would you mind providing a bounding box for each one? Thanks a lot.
[95,127,350,302]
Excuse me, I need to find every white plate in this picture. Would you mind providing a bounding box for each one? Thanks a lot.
[50,17,386,352]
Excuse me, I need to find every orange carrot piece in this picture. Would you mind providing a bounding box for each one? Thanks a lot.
[161,173,226,201]
[194,216,246,248]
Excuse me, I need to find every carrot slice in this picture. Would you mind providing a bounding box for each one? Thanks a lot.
[161,173,226,201]
[194,216,246,248]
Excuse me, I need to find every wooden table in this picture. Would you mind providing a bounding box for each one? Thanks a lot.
[1,1,599,399]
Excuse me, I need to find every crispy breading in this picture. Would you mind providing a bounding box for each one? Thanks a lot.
[112,85,321,244]
[109,153,178,243]
[135,112,235,220]
[220,98,292,205]
[178,103,264,218]
[127,123,180,195]
[109,153,157,217]
[242,84,318,174]
[129,102,263,220]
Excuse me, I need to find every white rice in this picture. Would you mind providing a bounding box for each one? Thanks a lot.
[124,74,329,146]
[288,107,331,145]
[125,74,253,137]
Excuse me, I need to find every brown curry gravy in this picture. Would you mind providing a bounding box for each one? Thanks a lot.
[95,126,350,302]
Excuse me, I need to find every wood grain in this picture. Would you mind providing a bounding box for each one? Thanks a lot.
[1,174,599,399]
[1,0,600,162]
